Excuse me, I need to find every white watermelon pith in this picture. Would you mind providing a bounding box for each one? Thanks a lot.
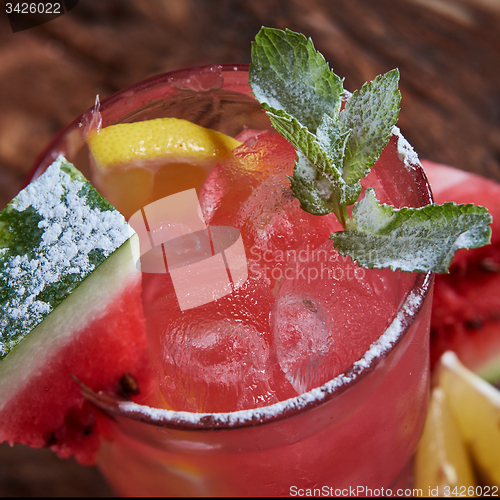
[0,157,149,464]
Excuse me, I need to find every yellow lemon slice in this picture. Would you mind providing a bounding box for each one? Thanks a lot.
[414,387,476,496]
[87,117,241,169]
[438,351,500,488]
[86,118,241,218]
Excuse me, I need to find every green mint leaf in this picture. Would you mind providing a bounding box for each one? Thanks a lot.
[314,115,361,206]
[316,114,351,166]
[338,69,401,186]
[331,189,492,273]
[266,106,360,220]
[289,152,338,216]
[250,27,344,134]
[264,107,342,184]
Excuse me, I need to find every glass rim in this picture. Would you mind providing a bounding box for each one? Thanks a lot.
[28,64,434,432]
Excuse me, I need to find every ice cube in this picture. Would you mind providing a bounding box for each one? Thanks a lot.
[199,133,342,288]
[159,317,274,412]
[143,262,298,412]
[271,240,413,392]
[199,133,296,231]
[271,294,335,394]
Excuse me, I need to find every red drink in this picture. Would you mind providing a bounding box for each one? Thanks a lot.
[30,65,433,496]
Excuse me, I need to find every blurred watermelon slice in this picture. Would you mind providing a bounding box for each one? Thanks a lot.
[0,157,149,464]
[422,160,500,385]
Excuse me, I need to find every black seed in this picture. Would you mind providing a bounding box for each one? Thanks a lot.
[303,299,318,313]
[83,426,93,437]
[118,373,140,399]
[465,318,484,330]
[45,432,57,446]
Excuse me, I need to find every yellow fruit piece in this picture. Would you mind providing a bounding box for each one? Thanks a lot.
[414,387,476,496]
[87,117,241,169]
[86,118,241,218]
[438,351,500,487]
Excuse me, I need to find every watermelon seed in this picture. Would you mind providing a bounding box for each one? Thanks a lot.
[45,432,57,446]
[465,318,484,330]
[83,426,93,436]
[118,373,140,399]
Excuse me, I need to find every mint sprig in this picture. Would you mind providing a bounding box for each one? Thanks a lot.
[250,27,400,226]
[249,27,492,273]
[332,189,492,273]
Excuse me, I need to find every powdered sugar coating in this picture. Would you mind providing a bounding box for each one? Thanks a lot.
[393,126,421,171]
[0,156,133,357]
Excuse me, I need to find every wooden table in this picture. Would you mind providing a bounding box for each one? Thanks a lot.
[1,0,499,496]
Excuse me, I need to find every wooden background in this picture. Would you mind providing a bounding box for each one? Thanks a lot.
[0,0,499,496]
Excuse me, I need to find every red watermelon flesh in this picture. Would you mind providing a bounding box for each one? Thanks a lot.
[0,158,152,464]
[422,160,500,384]
[0,270,149,465]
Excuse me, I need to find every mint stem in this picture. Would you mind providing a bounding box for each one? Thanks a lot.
[339,204,348,229]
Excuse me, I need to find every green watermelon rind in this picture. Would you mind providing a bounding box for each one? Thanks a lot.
[0,232,140,417]
[0,156,134,360]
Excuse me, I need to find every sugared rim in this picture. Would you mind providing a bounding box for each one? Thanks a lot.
[28,64,434,431]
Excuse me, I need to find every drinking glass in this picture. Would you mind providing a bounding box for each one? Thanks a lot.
[29,64,434,497]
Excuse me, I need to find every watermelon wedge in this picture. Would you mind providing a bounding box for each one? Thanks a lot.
[0,157,149,465]
[422,160,500,385]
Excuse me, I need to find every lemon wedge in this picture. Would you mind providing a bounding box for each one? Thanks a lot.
[414,387,476,496]
[87,118,241,169]
[438,351,500,487]
[86,118,241,218]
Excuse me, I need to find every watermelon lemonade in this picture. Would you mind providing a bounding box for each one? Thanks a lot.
[26,62,434,496]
